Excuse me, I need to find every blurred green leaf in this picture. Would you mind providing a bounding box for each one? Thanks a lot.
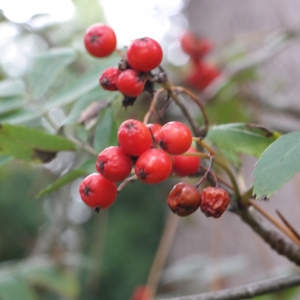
[253,131,300,198]
[63,87,113,125]
[0,80,25,97]
[0,124,75,163]
[37,169,86,198]
[0,276,38,300]
[24,264,80,298]
[0,110,40,124]
[0,97,27,115]
[27,48,77,98]
[206,123,280,158]
[93,107,118,151]
[45,56,118,110]
[0,155,13,167]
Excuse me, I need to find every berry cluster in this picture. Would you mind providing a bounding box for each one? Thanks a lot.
[80,23,230,219]
[180,31,221,91]
[84,23,163,107]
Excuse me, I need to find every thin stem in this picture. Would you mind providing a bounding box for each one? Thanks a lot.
[143,88,165,124]
[117,175,137,193]
[172,86,210,131]
[276,210,300,242]
[249,199,300,247]
[144,212,180,300]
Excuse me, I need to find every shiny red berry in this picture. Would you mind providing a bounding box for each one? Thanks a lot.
[187,62,220,91]
[96,146,132,182]
[99,67,121,91]
[200,186,230,218]
[158,121,192,155]
[118,119,152,156]
[117,69,146,97]
[167,182,201,216]
[135,149,172,184]
[84,23,117,58]
[173,146,200,177]
[79,173,117,211]
[127,37,163,72]
[146,123,162,148]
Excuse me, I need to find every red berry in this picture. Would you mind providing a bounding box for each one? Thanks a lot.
[200,186,230,218]
[146,123,162,148]
[118,119,152,156]
[99,67,121,91]
[130,286,153,300]
[167,182,201,216]
[135,149,172,184]
[158,121,192,155]
[127,37,163,72]
[79,173,117,211]
[96,146,132,182]
[84,23,116,58]
[187,62,221,91]
[117,69,146,97]
[180,31,213,59]
[173,146,200,177]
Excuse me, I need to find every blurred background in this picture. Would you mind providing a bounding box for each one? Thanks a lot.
[0,0,300,299]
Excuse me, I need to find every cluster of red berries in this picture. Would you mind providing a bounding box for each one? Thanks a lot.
[80,23,230,219]
[84,23,163,106]
[180,31,221,91]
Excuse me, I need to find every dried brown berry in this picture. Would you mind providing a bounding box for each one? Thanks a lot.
[200,186,229,218]
[167,182,201,217]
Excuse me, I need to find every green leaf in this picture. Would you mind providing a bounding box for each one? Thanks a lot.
[27,48,77,97]
[37,169,87,198]
[0,80,25,97]
[0,276,38,300]
[0,97,27,114]
[0,124,76,163]
[45,55,118,110]
[23,265,80,298]
[93,107,118,151]
[63,87,113,125]
[253,131,300,198]
[0,110,40,124]
[206,123,280,158]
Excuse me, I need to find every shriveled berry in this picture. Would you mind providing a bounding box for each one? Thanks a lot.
[84,23,117,58]
[173,146,200,176]
[79,173,117,210]
[127,37,163,72]
[135,149,172,184]
[117,69,146,97]
[96,146,132,182]
[99,67,121,91]
[200,186,230,218]
[118,119,152,156]
[158,121,192,155]
[167,182,201,216]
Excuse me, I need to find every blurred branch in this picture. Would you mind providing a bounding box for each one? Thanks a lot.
[202,24,300,102]
[160,273,300,300]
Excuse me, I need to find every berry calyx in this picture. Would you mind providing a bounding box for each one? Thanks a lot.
[200,186,230,218]
[118,119,152,156]
[79,173,117,210]
[158,121,192,155]
[84,24,117,58]
[146,123,162,148]
[117,69,146,97]
[96,146,132,182]
[173,146,200,177]
[99,67,121,91]
[167,182,201,216]
[127,37,163,72]
[135,149,172,184]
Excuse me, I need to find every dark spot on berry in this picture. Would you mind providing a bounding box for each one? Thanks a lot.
[91,35,99,43]
[159,140,167,151]
[118,58,131,71]
[100,77,110,87]
[83,186,91,196]
[125,121,136,130]
[95,206,101,213]
[138,169,148,179]
[97,159,106,171]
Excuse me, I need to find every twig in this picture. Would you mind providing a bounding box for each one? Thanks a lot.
[159,273,300,300]
[276,210,300,242]
[249,199,300,248]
